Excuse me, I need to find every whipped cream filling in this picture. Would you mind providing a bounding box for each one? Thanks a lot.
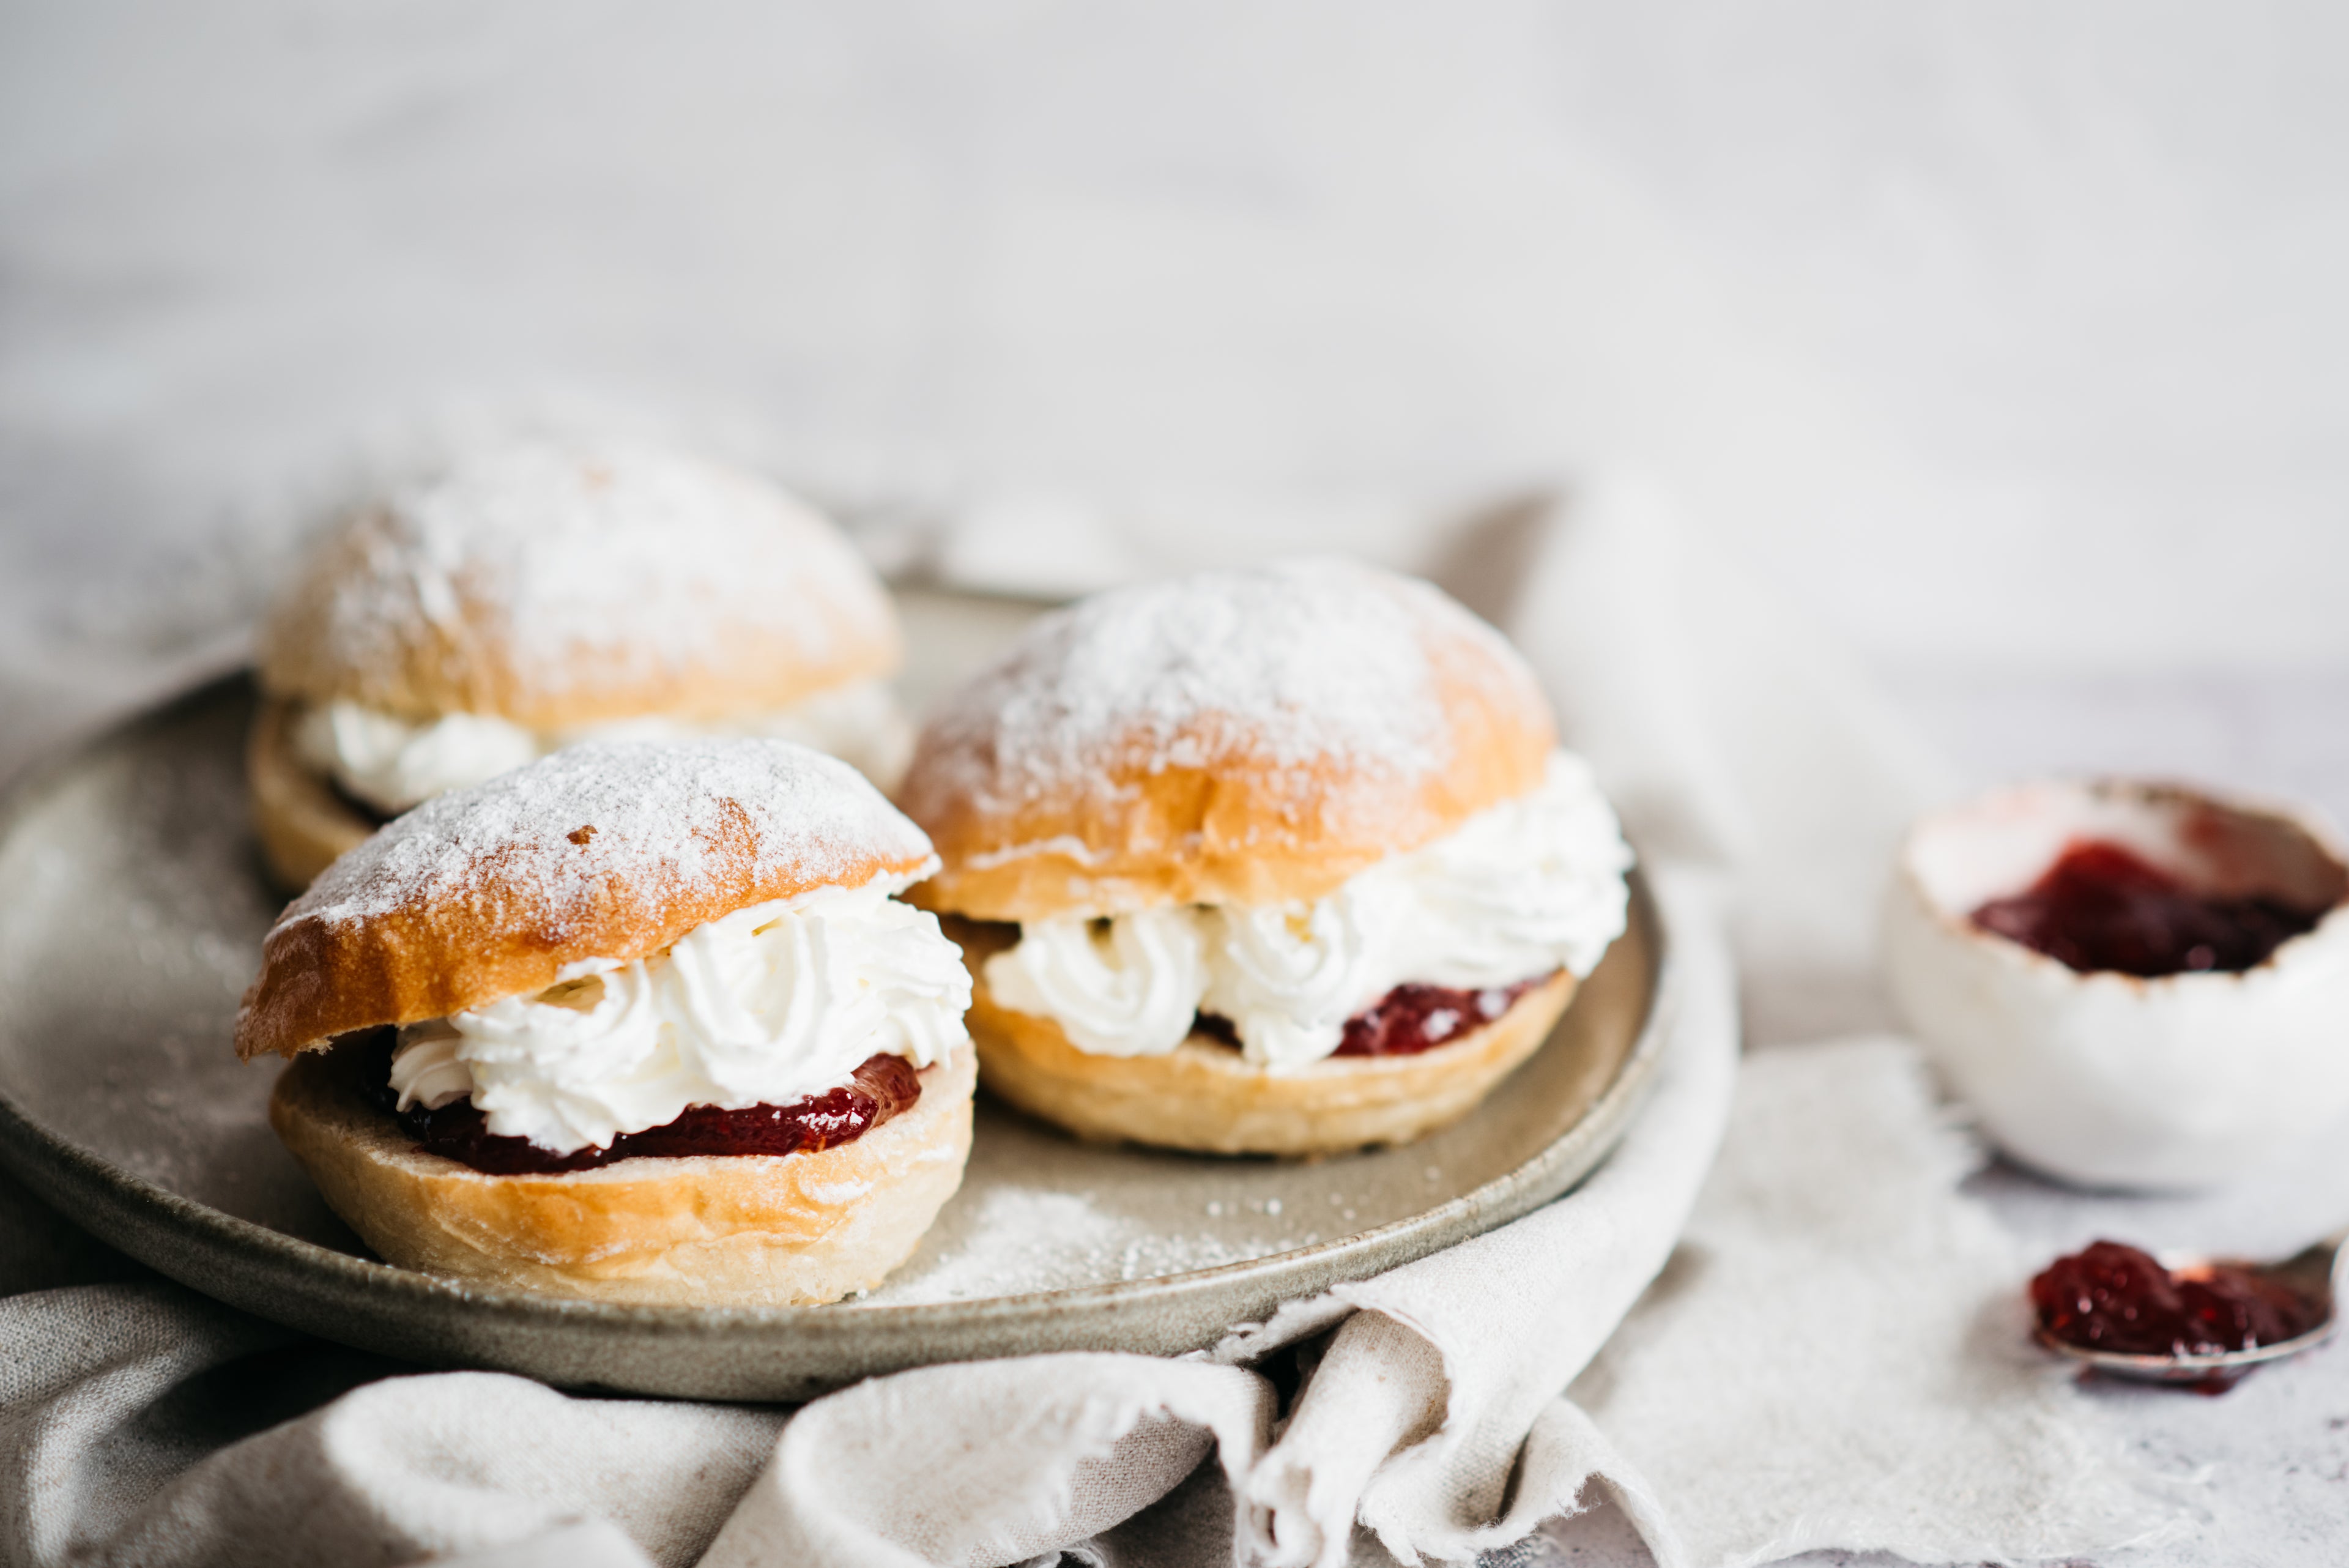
[293,678,913,814]
[983,751,1632,1069]
[387,868,971,1155]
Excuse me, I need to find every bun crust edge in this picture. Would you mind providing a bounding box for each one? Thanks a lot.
[906,686,1551,921]
[900,570,1558,923]
[270,1042,975,1306]
[236,746,938,1064]
[248,696,377,893]
[967,965,1575,1156]
[255,492,904,730]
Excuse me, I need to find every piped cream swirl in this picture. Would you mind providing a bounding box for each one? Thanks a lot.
[982,907,1208,1058]
[984,751,1631,1069]
[294,678,912,814]
[389,869,970,1154]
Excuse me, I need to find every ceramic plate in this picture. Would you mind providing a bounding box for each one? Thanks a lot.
[0,589,1668,1400]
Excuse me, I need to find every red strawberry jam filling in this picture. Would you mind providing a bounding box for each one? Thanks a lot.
[1972,840,2320,977]
[358,1029,921,1175]
[1196,972,1554,1058]
[2030,1239,2319,1361]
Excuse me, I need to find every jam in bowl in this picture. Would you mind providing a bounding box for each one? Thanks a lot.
[1885,778,2349,1190]
[1970,838,2321,978]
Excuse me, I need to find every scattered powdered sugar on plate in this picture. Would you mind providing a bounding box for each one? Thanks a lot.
[867,1184,1312,1304]
[905,556,1538,820]
[288,738,935,933]
[284,437,894,699]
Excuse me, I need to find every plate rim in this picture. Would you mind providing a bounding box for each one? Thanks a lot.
[0,670,1671,1382]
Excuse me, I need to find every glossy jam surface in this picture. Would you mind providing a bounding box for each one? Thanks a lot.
[2030,1239,2319,1360]
[1971,840,2321,976]
[362,1031,921,1175]
[1196,972,1553,1059]
[1331,975,1551,1057]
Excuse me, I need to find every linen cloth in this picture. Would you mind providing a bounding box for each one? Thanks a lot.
[0,486,2179,1567]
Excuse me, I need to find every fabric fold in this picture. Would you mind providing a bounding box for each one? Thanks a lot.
[1240,867,1740,1568]
[1553,1038,2185,1568]
[0,1284,295,1566]
[700,1354,1274,1568]
[0,1280,783,1568]
[1507,476,1955,1043]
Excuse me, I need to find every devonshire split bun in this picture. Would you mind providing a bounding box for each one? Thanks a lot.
[899,557,1632,1157]
[899,558,1559,921]
[250,437,910,890]
[238,738,974,1306]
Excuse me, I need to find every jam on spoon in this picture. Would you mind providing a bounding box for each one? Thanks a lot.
[1971,839,2320,976]
[2030,1239,2323,1391]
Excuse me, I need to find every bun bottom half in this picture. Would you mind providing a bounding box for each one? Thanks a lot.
[270,1041,975,1306]
[248,696,376,893]
[968,968,1576,1157]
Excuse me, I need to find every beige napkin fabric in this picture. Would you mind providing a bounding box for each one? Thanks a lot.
[1556,1037,2183,1567]
[0,1284,777,1567]
[701,1355,1275,1567]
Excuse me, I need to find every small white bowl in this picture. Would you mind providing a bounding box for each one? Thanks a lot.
[1883,778,2349,1190]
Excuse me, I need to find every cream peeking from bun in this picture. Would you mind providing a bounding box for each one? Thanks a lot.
[897,557,1631,1155]
[237,738,974,1306]
[249,438,911,890]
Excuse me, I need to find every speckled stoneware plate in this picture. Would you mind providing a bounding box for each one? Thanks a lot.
[0,587,1668,1402]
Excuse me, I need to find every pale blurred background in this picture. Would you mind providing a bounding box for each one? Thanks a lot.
[5,1,2347,803]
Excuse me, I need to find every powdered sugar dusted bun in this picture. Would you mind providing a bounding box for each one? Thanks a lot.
[236,738,937,1060]
[257,439,900,729]
[900,558,1557,921]
[269,1039,975,1306]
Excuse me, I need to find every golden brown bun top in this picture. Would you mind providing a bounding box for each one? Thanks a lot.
[256,439,900,729]
[235,738,938,1060]
[899,558,1556,920]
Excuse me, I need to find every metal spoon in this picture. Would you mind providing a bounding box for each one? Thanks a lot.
[2036,1228,2347,1385]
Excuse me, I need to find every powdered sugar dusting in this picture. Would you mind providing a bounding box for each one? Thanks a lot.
[907,557,1531,819]
[284,437,893,702]
[288,738,934,936]
[866,1184,1315,1304]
